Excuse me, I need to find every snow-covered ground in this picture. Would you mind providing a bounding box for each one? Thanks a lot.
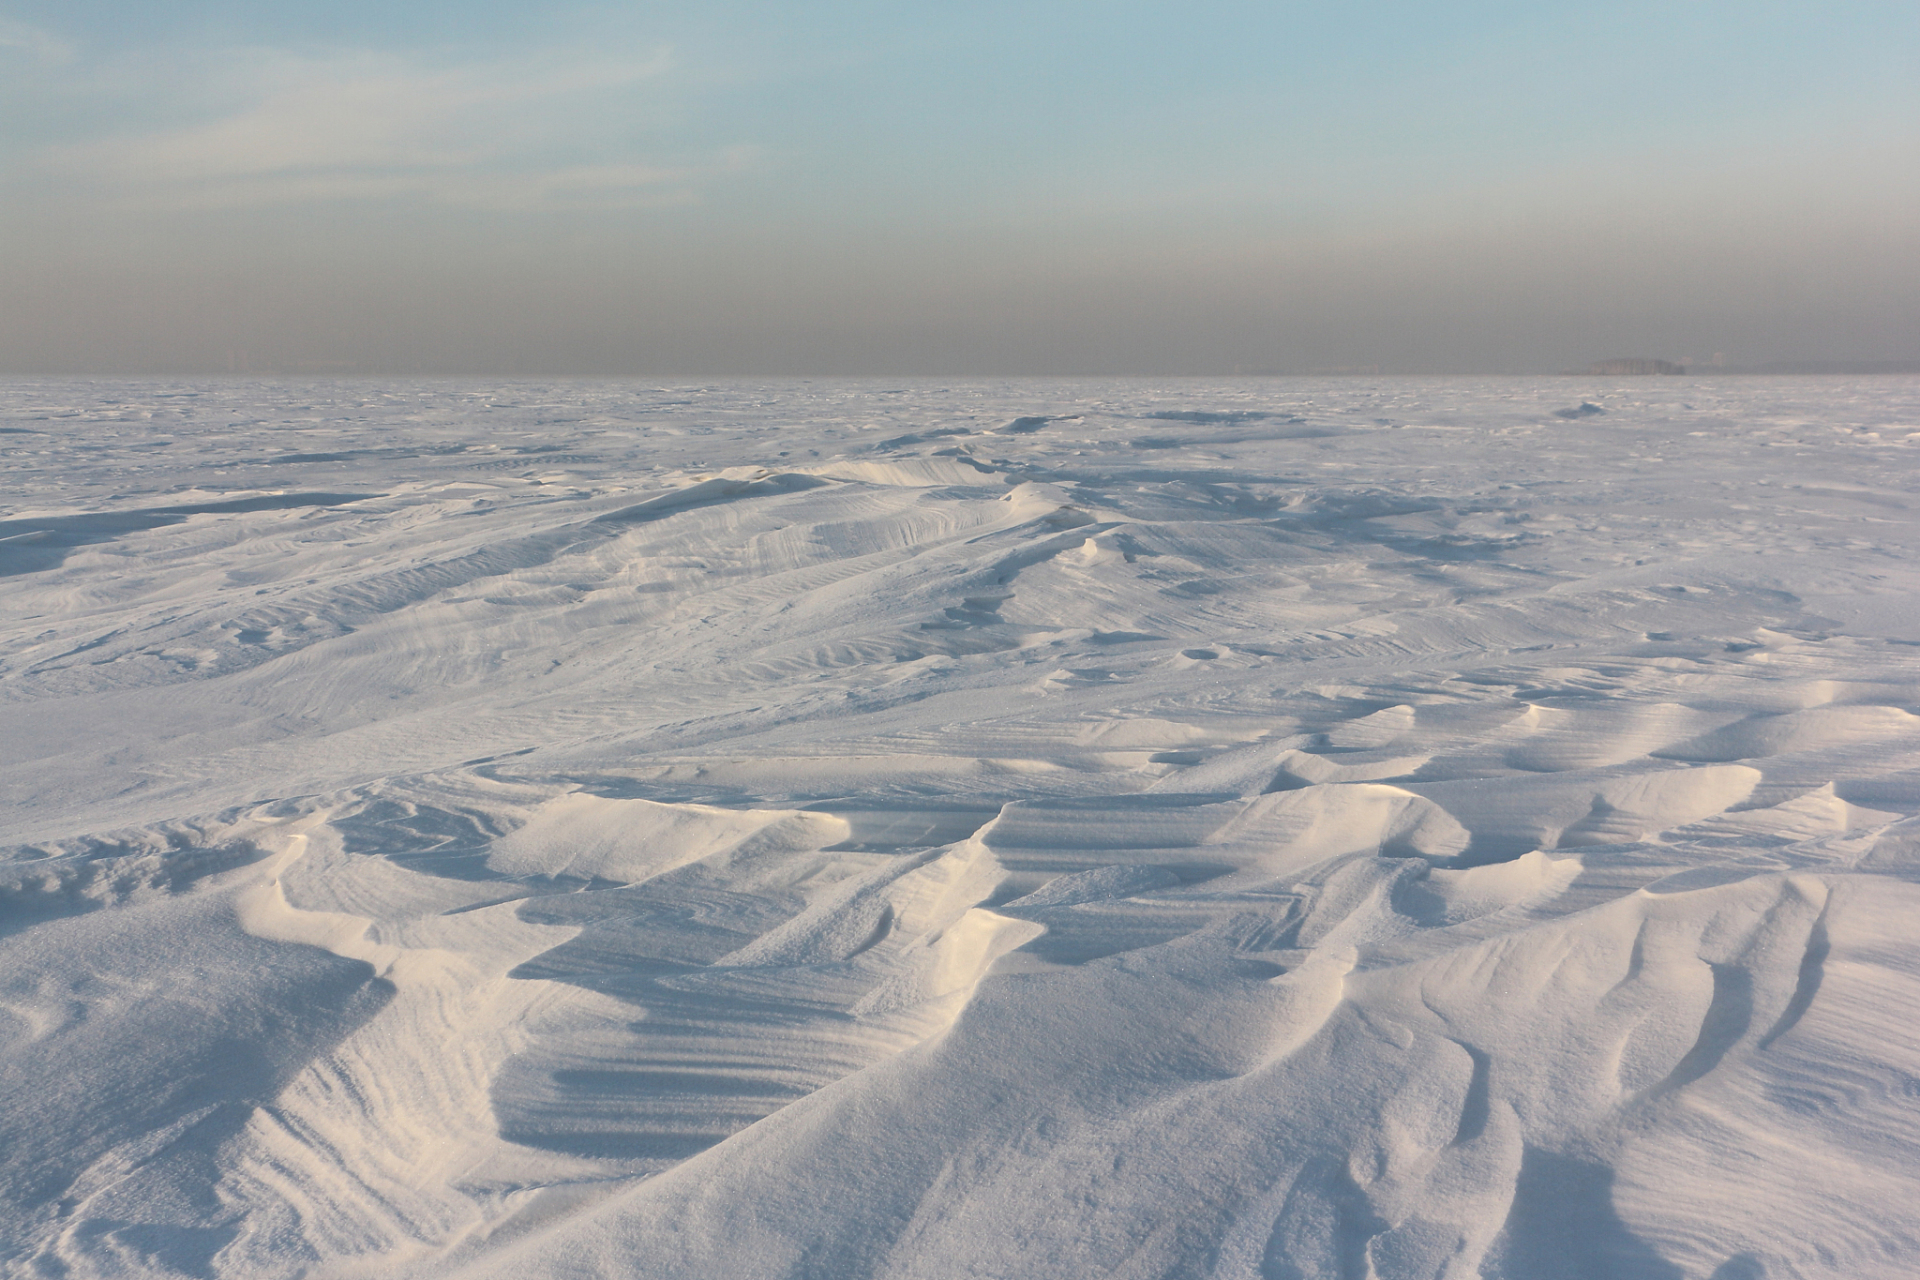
[3,376,1918,1279]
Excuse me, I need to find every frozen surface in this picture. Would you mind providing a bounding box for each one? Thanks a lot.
[3,376,1919,1279]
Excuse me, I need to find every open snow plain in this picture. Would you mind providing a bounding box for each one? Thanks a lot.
[2,376,1919,1279]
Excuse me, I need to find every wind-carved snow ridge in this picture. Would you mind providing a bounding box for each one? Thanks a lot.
[2,377,1920,1278]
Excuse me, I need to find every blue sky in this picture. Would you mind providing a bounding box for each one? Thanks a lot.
[2,2,1916,372]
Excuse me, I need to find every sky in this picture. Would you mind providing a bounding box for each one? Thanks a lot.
[2,1,1916,375]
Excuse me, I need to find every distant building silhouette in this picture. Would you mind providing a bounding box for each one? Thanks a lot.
[1577,358,1685,375]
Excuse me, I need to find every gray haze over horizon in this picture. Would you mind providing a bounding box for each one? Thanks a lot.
[2,1,1915,376]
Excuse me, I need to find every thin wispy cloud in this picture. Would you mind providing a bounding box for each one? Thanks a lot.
[0,18,71,66]
[34,41,754,211]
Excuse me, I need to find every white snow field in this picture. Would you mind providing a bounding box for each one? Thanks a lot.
[2,376,1919,1280]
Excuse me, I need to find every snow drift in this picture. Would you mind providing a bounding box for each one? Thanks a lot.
[2,375,1919,1278]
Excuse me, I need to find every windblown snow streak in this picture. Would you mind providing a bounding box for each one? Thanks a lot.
[3,377,1919,1278]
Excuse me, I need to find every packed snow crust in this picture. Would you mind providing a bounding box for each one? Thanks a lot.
[2,376,1918,1279]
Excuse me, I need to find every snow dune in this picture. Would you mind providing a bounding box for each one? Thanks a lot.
[2,376,1919,1278]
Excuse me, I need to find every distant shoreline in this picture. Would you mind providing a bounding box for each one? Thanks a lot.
[1,364,1917,379]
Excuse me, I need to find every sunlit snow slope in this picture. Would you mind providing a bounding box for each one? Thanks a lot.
[3,377,1919,1279]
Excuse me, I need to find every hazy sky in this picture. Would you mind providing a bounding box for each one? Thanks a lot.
[3,1,1915,374]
